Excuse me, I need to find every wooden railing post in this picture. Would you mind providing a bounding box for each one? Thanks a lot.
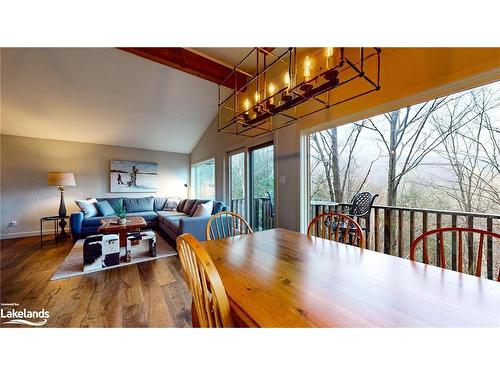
[398,209,404,258]
[486,218,493,280]
[383,208,392,255]
[374,208,380,252]
[409,211,415,254]
[436,213,442,267]
[467,217,474,275]
[451,215,457,271]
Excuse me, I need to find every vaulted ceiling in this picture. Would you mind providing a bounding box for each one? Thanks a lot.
[1,48,261,154]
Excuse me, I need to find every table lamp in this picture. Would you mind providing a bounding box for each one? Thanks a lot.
[48,172,76,237]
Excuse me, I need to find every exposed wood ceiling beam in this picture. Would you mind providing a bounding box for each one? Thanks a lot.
[118,47,249,90]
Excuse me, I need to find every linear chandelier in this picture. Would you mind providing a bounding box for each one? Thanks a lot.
[217,47,381,137]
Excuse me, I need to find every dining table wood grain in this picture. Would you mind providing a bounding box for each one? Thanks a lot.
[202,228,500,328]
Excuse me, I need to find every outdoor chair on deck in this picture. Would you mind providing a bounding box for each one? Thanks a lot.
[337,192,378,244]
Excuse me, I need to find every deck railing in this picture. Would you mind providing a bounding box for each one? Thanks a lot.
[310,202,500,281]
[231,198,274,232]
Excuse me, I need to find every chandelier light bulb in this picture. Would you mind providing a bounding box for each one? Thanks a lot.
[304,56,312,82]
[244,98,251,113]
[268,83,275,105]
[284,72,290,88]
[254,91,260,104]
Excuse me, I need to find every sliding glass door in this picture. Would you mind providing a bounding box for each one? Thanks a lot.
[227,142,275,232]
[249,142,275,231]
[228,151,247,220]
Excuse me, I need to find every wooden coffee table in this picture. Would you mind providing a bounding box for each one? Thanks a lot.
[98,216,147,248]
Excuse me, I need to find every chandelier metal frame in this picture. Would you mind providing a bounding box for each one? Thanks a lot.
[217,47,381,137]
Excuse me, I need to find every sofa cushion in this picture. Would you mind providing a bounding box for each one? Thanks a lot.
[125,211,157,221]
[164,198,180,211]
[95,200,115,217]
[124,197,154,213]
[75,198,98,218]
[212,200,225,214]
[177,199,187,212]
[188,199,209,216]
[157,210,187,224]
[182,199,197,215]
[153,197,167,212]
[192,201,213,217]
[96,197,124,213]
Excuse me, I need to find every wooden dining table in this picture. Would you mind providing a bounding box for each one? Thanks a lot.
[203,228,500,327]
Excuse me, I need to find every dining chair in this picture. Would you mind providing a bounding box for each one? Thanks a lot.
[307,212,366,248]
[410,227,500,280]
[176,233,234,327]
[206,211,253,240]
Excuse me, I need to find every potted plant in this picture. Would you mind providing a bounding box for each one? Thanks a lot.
[115,203,127,225]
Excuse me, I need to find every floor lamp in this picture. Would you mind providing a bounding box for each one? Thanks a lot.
[48,172,76,238]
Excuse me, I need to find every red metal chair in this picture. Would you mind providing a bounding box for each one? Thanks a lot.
[410,227,500,281]
[307,212,366,249]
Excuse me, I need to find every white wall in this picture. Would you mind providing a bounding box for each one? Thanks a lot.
[0,135,190,238]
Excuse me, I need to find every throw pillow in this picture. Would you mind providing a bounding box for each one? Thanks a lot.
[75,198,98,218]
[182,199,197,215]
[95,200,115,217]
[164,198,180,211]
[192,201,213,217]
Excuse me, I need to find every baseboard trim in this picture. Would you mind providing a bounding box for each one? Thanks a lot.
[0,230,58,240]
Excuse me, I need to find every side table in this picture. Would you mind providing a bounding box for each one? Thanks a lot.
[40,215,70,247]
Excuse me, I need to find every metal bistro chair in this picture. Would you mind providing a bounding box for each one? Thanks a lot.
[176,233,234,327]
[410,227,500,281]
[307,212,366,248]
[343,191,378,244]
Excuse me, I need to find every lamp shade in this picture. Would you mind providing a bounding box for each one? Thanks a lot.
[47,172,76,187]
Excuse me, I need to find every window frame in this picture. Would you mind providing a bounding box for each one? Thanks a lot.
[190,157,216,200]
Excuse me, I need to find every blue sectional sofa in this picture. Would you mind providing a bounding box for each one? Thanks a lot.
[70,197,226,243]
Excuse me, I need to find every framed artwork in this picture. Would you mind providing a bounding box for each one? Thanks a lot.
[110,160,158,193]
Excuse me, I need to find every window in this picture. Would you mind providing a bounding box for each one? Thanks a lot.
[191,158,215,199]
[306,80,500,213]
[303,80,500,276]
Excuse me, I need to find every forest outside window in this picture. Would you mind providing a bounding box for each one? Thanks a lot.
[191,158,215,200]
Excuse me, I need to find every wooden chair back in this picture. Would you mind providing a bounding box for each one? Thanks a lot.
[410,227,500,280]
[176,233,233,327]
[307,212,366,248]
[206,211,253,240]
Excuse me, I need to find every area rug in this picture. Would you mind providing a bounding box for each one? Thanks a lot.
[51,233,177,280]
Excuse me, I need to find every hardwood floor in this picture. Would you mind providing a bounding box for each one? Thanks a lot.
[0,235,192,328]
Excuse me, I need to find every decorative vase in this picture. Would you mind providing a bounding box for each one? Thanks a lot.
[118,217,127,225]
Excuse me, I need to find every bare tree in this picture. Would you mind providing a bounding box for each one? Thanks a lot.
[357,97,461,206]
[431,86,500,212]
[310,124,374,202]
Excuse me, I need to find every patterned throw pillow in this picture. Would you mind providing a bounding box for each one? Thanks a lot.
[75,198,98,218]
[164,198,180,211]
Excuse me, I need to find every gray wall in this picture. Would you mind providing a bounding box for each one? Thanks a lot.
[0,135,190,238]
[190,117,301,232]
